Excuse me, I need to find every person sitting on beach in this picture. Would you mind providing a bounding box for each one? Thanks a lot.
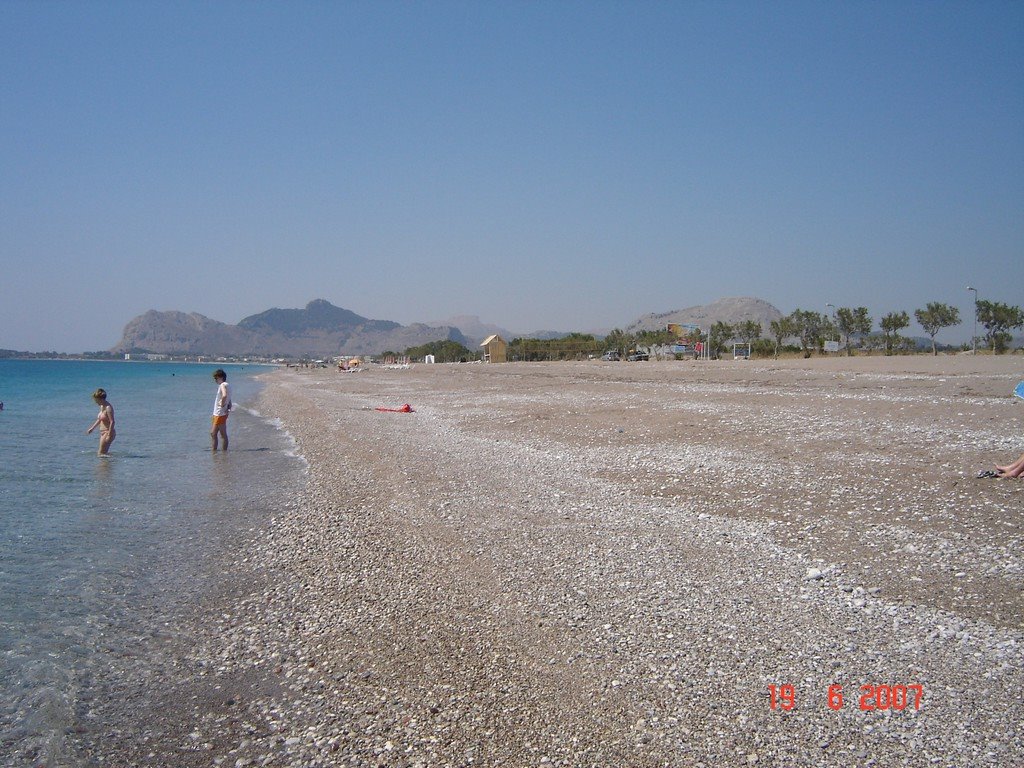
[995,452,1024,479]
[211,369,232,452]
[86,388,115,455]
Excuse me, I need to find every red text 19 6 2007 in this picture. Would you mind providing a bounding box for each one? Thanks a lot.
[768,684,924,712]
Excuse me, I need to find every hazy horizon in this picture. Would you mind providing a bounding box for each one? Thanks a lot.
[2,2,1021,352]
[3,294,1012,354]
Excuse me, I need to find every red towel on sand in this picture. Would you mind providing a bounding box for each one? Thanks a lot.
[375,404,414,413]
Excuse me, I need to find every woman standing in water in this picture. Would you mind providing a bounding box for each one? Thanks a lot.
[86,388,115,455]
[210,369,231,452]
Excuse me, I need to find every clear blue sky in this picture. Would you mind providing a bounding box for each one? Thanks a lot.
[2,0,1021,351]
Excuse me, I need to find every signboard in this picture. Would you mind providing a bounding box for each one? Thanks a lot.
[824,340,840,353]
[668,322,701,339]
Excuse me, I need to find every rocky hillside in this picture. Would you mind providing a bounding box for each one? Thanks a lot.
[430,315,513,346]
[114,299,468,357]
[627,297,784,334]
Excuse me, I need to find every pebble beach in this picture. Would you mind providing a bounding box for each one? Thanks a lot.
[100,355,1023,768]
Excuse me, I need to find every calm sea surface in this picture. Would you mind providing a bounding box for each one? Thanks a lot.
[0,360,305,767]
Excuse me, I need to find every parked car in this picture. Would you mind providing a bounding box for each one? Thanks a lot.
[601,351,620,361]
[627,350,650,361]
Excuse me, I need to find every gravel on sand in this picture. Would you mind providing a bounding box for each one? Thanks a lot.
[133,356,1024,767]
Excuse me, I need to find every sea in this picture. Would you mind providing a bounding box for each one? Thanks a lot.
[0,359,306,767]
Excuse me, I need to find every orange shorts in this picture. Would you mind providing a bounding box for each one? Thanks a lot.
[212,414,229,426]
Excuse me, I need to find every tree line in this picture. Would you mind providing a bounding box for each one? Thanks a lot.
[757,299,1021,358]
[394,300,1023,362]
[590,299,1022,360]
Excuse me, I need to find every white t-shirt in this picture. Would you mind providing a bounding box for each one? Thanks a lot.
[213,381,232,416]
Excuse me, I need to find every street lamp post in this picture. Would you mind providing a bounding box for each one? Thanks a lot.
[825,303,836,347]
[967,286,978,354]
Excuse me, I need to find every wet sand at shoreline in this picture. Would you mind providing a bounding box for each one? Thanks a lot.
[100,355,1023,767]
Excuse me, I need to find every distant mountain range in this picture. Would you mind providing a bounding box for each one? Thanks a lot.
[114,300,469,357]
[427,316,583,344]
[627,297,784,334]
[114,296,788,357]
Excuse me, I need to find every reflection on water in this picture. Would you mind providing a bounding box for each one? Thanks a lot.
[210,450,235,502]
[92,456,113,497]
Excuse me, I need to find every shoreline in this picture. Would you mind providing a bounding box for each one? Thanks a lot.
[159,357,1020,766]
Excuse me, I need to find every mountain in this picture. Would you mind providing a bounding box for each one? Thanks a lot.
[431,315,513,346]
[626,297,784,334]
[431,315,606,344]
[239,300,400,336]
[114,299,468,357]
[115,311,256,355]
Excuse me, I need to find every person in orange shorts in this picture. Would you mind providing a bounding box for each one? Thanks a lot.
[210,369,232,451]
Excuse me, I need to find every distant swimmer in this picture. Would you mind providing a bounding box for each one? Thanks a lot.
[210,369,232,452]
[86,388,115,456]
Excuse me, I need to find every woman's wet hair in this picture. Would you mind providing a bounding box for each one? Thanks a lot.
[92,388,107,400]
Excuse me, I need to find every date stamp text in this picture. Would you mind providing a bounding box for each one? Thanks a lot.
[768,684,924,712]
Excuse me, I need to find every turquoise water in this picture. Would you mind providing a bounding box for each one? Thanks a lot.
[0,360,305,766]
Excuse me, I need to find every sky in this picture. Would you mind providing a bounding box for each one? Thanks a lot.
[1,0,1021,352]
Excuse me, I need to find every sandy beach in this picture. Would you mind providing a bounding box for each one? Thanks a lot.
[140,355,1023,768]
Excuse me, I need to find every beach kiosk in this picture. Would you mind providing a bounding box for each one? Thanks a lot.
[480,334,508,363]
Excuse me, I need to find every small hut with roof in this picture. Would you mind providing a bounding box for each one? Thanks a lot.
[480,334,508,363]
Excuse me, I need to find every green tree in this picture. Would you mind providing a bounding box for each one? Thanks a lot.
[913,302,961,356]
[636,328,678,346]
[880,311,910,356]
[629,329,676,360]
[404,340,477,362]
[708,321,734,357]
[789,309,826,358]
[975,300,1024,354]
[735,320,762,346]
[603,328,634,359]
[835,307,873,356]
[769,316,797,359]
[509,334,602,361]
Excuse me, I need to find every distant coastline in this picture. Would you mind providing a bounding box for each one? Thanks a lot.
[0,349,283,365]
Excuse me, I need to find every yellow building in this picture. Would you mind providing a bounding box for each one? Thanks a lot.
[480,334,508,363]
